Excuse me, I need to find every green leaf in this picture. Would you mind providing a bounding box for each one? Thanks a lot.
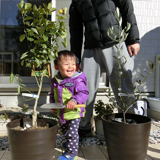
[149,63,154,69]
[21,52,28,59]
[62,38,67,48]
[26,62,31,68]
[157,55,160,61]
[126,22,131,32]
[20,0,24,8]
[43,59,47,64]
[25,21,30,26]
[18,86,21,94]
[19,34,25,42]
[24,3,32,10]
[30,49,35,53]
[47,24,55,29]
[41,44,47,48]
[119,17,122,26]
[43,35,48,41]
[48,54,55,61]
[124,33,129,41]
[43,69,48,76]
[113,56,118,60]
[107,30,110,37]
[27,37,34,41]
[17,4,21,10]
[31,28,38,34]
[114,34,117,40]
[43,3,48,9]
[136,79,141,84]
[120,30,124,38]
[21,51,28,57]
[140,74,145,77]
[33,4,37,11]
[55,52,58,58]
[39,49,48,54]
[61,31,67,39]
[50,8,56,12]
[21,60,24,66]
[10,73,15,83]
[35,58,41,67]
[47,2,52,10]
[24,16,33,21]
[115,11,119,21]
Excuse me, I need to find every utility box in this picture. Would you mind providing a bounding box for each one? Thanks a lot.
[135,100,148,116]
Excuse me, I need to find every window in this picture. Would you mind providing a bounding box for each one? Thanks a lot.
[0,0,51,76]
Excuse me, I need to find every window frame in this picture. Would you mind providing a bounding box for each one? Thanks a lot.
[0,0,56,91]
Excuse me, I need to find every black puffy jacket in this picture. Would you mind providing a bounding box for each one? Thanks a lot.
[69,0,140,63]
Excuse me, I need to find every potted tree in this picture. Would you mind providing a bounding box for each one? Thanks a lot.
[7,0,67,160]
[93,100,114,140]
[101,8,160,160]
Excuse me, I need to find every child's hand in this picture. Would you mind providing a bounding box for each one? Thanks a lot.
[50,109,57,114]
[66,100,76,109]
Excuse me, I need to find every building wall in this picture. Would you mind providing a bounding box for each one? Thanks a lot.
[1,0,160,109]
[132,0,160,93]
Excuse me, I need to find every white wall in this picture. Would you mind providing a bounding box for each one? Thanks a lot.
[132,0,160,93]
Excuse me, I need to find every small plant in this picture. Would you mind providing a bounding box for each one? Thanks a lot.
[106,8,160,123]
[10,0,67,128]
[20,103,30,113]
[94,100,114,120]
[0,113,11,122]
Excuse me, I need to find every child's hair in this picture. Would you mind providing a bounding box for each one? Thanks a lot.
[54,50,76,65]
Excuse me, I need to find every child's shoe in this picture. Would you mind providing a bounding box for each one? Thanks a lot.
[58,154,78,160]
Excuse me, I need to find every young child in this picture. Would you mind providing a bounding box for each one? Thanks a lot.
[49,50,89,160]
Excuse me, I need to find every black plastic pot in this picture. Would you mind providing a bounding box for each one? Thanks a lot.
[7,118,57,160]
[102,113,151,160]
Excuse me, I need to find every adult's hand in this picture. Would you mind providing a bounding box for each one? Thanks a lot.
[127,43,140,57]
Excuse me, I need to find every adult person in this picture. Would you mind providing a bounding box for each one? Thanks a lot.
[69,0,140,138]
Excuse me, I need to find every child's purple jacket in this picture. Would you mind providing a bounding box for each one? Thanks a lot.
[49,71,89,124]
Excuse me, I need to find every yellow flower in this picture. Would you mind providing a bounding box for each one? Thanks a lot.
[63,7,67,15]
[58,9,63,14]
[58,7,67,15]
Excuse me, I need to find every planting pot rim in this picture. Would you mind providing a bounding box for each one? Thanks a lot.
[6,118,57,132]
[101,113,151,126]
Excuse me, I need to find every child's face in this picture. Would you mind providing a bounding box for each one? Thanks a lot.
[55,56,76,79]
